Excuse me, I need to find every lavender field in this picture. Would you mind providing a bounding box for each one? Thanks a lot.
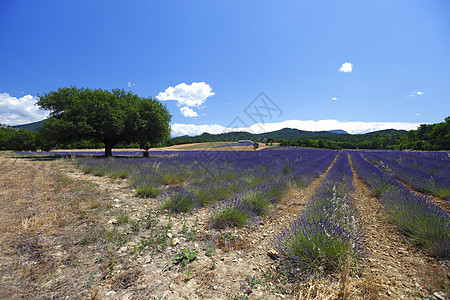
[75,148,450,259]
[6,147,450,298]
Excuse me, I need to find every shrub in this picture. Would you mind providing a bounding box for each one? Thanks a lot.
[108,169,130,179]
[239,188,272,217]
[211,198,258,229]
[161,170,191,185]
[191,181,245,207]
[92,168,106,177]
[383,189,450,256]
[80,165,94,174]
[276,218,365,277]
[116,210,129,225]
[170,248,197,268]
[143,210,158,229]
[160,188,197,213]
[282,158,292,175]
[134,184,161,198]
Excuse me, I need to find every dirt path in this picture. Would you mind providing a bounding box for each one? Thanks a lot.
[349,160,449,299]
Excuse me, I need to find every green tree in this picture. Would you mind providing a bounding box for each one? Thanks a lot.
[317,139,325,148]
[10,130,37,151]
[137,98,172,155]
[37,87,171,156]
[0,127,37,151]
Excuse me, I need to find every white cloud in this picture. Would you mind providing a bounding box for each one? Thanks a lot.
[415,113,420,117]
[404,91,424,99]
[128,81,135,87]
[171,123,228,137]
[156,82,215,107]
[0,93,49,125]
[170,119,421,137]
[331,97,338,101]
[180,106,199,118]
[339,62,353,73]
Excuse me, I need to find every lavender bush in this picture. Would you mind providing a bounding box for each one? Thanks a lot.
[159,187,199,213]
[350,151,450,257]
[210,198,260,229]
[361,150,450,199]
[75,149,337,218]
[276,153,366,277]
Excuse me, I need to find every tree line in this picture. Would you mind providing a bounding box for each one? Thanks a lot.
[276,117,450,150]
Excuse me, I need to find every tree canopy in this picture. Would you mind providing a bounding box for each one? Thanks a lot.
[0,126,37,151]
[37,87,171,156]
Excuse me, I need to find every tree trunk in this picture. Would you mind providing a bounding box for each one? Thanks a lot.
[105,143,113,157]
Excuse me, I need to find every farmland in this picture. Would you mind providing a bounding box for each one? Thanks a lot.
[0,148,449,299]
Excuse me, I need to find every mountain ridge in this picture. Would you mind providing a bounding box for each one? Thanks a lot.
[171,127,407,142]
[14,120,46,132]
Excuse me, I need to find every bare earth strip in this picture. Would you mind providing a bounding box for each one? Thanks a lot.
[349,159,449,299]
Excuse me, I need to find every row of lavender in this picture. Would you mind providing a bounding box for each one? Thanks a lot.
[76,148,337,226]
[276,153,366,278]
[359,150,450,200]
[350,152,450,257]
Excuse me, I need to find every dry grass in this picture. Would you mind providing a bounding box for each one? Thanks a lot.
[291,277,338,300]
[204,231,253,252]
[352,275,381,300]
[0,153,116,299]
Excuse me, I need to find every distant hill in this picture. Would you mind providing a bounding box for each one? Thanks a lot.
[13,120,46,132]
[170,127,407,145]
[363,129,407,135]
[172,128,345,143]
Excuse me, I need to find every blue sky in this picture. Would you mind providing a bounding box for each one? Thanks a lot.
[1,0,449,136]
